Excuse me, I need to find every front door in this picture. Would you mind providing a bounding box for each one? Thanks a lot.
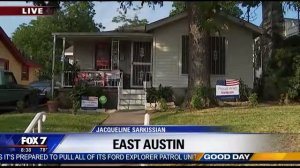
[131,41,152,88]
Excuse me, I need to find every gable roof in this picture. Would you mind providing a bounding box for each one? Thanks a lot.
[0,27,40,68]
[145,12,262,35]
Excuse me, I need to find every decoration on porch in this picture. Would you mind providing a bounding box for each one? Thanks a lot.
[138,70,144,85]
[140,47,145,58]
[111,40,119,70]
[99,95,107,109]
[213,50,218,61]
[96,59,110,70]
[81,96,99,110]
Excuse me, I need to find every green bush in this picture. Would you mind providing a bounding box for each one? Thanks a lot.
[287,88,298,100]
[69,83,87,115]
[157,84,174,102]
[265,36,300,101]
[191,94,206,109]
[190,86,212,109]
[158,98,168,112]
[146,87,158,103]
[239,78,252,101]
[146,84,174,103]
[58,90,73,109]
[248,93,258,107]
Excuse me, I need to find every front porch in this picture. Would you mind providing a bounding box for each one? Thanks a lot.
[52,32,153,89]
[51,32,154,110]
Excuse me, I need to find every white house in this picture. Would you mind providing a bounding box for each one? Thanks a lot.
[52,12,261,110]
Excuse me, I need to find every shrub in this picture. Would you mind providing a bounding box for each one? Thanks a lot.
[190,86,212,109]
[146,84,174,103]
[157,84,174,102]
[146,87,158,103]
[191,94,205,109]
[70,83,87,115]
[239,78,252,101]
[248,93,258,107]
[287,88,298,100]
[58,91,73,109]
[158,98,168,112]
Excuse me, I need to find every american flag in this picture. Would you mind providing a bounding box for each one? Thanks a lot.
[225,79,240,86]
[216,79,240,86]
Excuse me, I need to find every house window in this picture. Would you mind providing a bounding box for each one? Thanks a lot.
[210,36,225,75]
[181,35,189,74]
[95,42,111,70]
[21,64,29,80]
[181,36,226,75]
[0,58,9,70]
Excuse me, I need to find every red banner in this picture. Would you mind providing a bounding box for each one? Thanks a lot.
[0,6,55,16]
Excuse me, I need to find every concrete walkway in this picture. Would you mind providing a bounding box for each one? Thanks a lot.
[62,110,146,167]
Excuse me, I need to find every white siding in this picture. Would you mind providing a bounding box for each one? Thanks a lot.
[152,18,189,88]
[152,17,254,88]
[284,19,299,37]
[74,41,95,70]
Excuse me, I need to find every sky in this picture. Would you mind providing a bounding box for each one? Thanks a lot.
[0,1,299,38]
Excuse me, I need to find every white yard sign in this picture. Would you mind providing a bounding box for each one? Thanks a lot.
[81,96,98,109]
[216,79,240,99]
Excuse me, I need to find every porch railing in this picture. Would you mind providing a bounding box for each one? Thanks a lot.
[117,73,124,110]
[63,70,122,88]
[25,111,47,133]
[1,112,47,166]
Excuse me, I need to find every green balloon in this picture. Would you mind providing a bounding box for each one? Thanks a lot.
[99,95,107,104]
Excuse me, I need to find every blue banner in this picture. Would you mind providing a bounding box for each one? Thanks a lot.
[91,125,224,133]
[0,126,281,164]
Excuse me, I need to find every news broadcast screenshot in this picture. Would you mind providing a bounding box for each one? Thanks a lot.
[0,0,300,167]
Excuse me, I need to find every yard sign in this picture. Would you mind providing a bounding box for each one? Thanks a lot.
[216,79,240,100]
[81,96,99,110]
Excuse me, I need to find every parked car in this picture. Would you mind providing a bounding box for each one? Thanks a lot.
[0,70,37,109]
[29,80,60,103]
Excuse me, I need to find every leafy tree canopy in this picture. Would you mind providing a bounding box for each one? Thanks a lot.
[170,1,243,18]
[13,1,104,79]
[112,6,148,29]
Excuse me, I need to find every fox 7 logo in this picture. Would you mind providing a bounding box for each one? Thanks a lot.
[21,137,47,145]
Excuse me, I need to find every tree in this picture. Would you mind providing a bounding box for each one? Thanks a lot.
[170,1,243,18]
[119,1,240,107]
[12,1,104,79]
[170,1,186,16]
[112,6,148,29]
[242,1,285,99]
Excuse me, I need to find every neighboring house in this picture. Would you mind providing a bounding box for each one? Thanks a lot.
[53,12,261,110]
[255,18,300,78]
[284,18,300,38]
[0,27,40,85]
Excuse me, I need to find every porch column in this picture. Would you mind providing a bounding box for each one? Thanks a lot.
[51,35,56,99]
[61,37,66,88]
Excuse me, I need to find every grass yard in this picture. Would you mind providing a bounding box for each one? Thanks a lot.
[151,105,300,133]
[0,112,109,132]
[151,104,300,164]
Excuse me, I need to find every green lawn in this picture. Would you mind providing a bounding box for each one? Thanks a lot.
[0,112,109,132]
[151,105,300,133]
[151,105,300,165]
